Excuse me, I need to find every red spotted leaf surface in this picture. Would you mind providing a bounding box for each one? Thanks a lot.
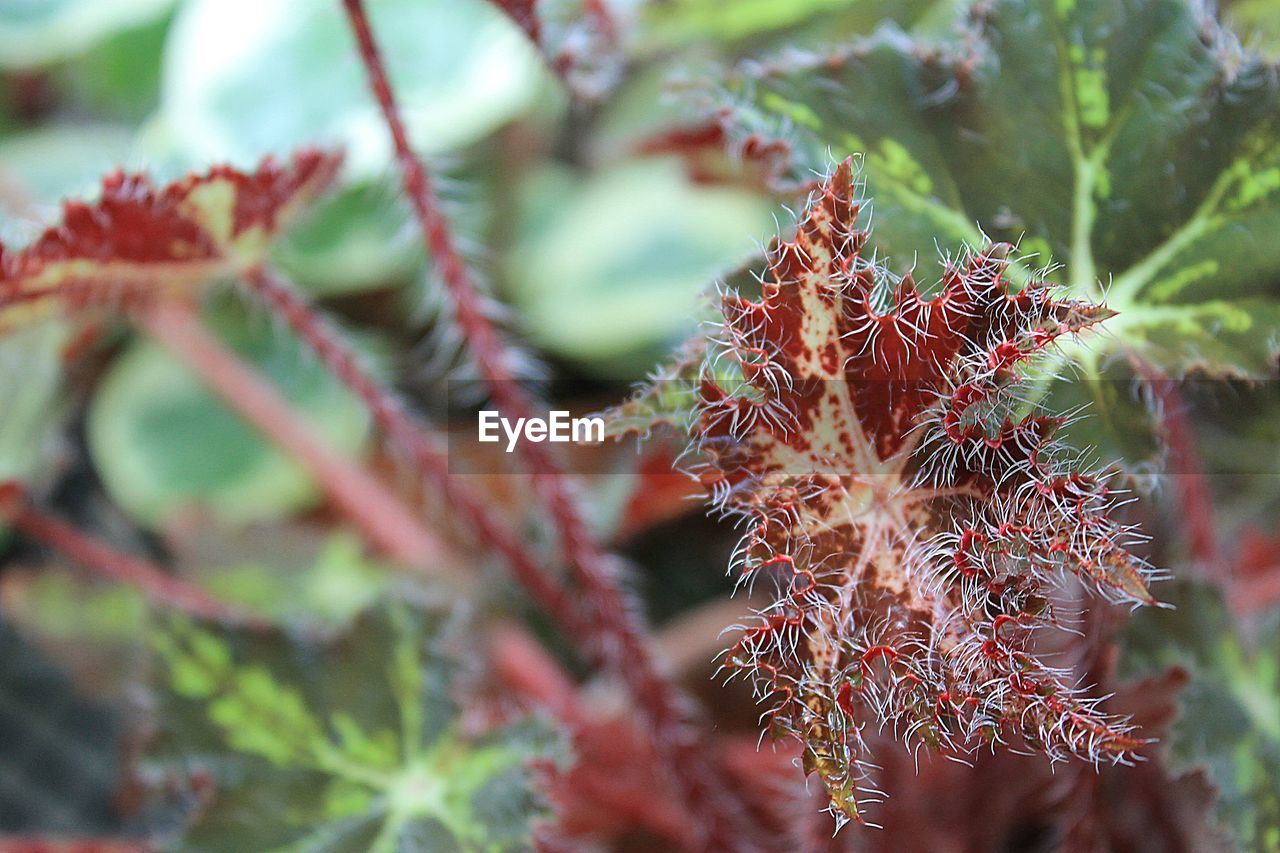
[621,159,1161,826]
[0,150,342,332]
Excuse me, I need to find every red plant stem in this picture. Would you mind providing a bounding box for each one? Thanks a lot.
[241,267,578,636]
[134,301,444,571]
[339,4,752,847]
[0,483,260,628]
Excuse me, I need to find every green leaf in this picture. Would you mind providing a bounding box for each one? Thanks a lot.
[1121,581,1280,849]
[196,531,393,630]
[148,601,559,852]
[272,180,421,299]
[638,0,954,53]
[53,11,172,119]
[505,159,775,373]
[702,0,1280,382]
[0,124,136,205]
[1227,0,1280,60]
[0,0,174,68]
[160,0,550,175]
[87,301,371,528]
[0,324,70,487]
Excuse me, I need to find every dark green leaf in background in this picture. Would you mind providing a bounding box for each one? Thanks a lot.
[147,600,559,852]
[682,0,1280,467]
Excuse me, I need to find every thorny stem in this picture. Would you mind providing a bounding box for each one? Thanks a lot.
[134,301,445,571]
[340,3,756,847]
[240,266,578,637]
[0,482,262,628]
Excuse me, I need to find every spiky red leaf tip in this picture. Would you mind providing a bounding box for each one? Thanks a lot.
[0,149,343,332]
[685,158,1158,827]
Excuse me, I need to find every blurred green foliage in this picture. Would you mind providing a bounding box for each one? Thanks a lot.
[148,601,559,851]
[1,0,1278,846]
[87,300,372,526]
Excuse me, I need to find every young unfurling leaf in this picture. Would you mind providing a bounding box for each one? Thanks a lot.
[615,160,1158,826]
[0,150,342,332]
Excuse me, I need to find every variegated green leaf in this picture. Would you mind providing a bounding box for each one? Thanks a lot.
[686,0,1280,385]
[148,601,558,852]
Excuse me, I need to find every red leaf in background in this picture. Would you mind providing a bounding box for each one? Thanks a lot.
[638,119,793,191]
[677,159,1158,824]
[614,444,702,541]
[861,665,1228,852]
[1229,529,1280,618]
[0,150,342,331]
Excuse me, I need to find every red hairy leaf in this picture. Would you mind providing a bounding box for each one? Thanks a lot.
[0,150,342,330]
[634,158,1161,826]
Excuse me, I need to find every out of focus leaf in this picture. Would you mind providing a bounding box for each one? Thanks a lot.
[506,159,773,372]
[54,12,172,119]
[0,124,135,220]
[0,325,69,487]
[196,531,393,630]
[272,180,420,298]
[0,150,343,332]
[681,0,1280,383]
[86,303,370,528]
[0,566,150,701]
[1121,581,1280,848]
[1228,0,1280,60]
[148,601,558,851]
[161,0,550,175]
[639,0,947,52]
[0,0,174,68]
[0,621,128,834]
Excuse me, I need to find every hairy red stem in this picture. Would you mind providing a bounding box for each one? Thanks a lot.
[241,267,578,636]
[134,301,444,571]
[340,4,754,846]
[0,482,261,628]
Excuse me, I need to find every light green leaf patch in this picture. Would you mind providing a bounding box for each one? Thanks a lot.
[160,0,549,176]
[637,0,950,53]
[87,300,371,528]
[148,601,559,852]
[506,159,775,373]
[0,0,174,68]
[272,179,421,299]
